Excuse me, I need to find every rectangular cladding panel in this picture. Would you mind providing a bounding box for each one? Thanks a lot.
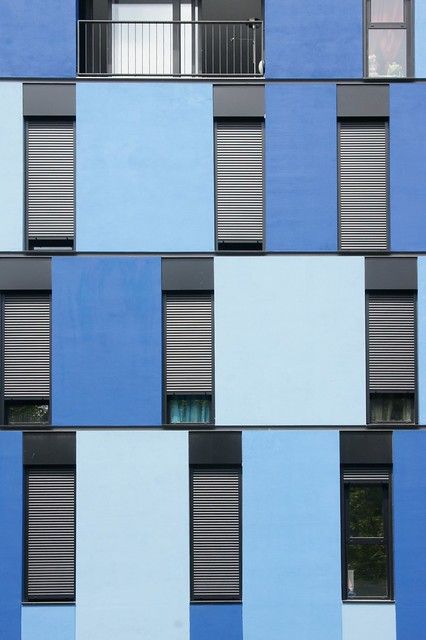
[190,604,242,640]
[342,604,396,640]
[22,606,75,640]
[0,83,22,250]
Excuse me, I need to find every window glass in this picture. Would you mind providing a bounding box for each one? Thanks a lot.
[368,29,406,77]
[6,403,49,425]
[371,0,404,23]
[347,543,388,598]
[349,485,385,538]
[168,396,211,424]
[370,393,414,423]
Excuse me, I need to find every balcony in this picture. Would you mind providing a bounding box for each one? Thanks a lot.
[78,20,264,77]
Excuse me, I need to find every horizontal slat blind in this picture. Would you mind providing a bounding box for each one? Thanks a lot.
[165,294,213,393]
[26,467,75,601]
[26,120,75,240]
[192,468,241,600]
[4,295,50,398]
[339,120,388,251]
[344,469,391,482]
[216,120,263,244]
[368,294,416,391]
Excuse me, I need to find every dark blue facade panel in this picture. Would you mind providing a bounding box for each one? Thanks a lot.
[190,605,242,640]
[390,84,426,251]
[52,257,162,426]
[265,0,362,78]
[394,431,426,640]
[0,0,76,77]
[265,84,337,252]
[0,432,22,640]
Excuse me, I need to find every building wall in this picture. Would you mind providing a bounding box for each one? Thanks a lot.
[0,1,76,77]
[342,605,396,640]
[243,430,341,640]
[76,83,214,252]
[76,431,189,640]
[52,257,162,426]
[190,605,242,640]
[0,83,22,251]
[214,256,366,425]
[265,84,337,251]
[415,1,426,78]
[21,606,75,640]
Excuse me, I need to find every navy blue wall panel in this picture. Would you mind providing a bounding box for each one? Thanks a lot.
[190,605,242,640]
[394,431,426,640]
[265,0,362,78]
[0,0,76,77]
[52,257,162,426]
[265,84,337,251]
[390,84,426,251]
[0,432,22,640]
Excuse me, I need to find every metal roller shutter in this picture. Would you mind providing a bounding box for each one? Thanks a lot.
[339,120,388,251]
[165,294,213,393]
[26,120,75,241]
[26,467,75,601]
[4,295,50,398]
[368,294,416,392]
[216,120,264,245]
[191,468,241,600]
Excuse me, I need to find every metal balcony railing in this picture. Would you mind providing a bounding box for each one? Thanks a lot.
[78,20,264,77]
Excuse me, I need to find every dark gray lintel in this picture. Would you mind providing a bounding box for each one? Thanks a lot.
[24,433,76,466]
[23,83,76,117]
[340,431,392,465]
[162,258,213,291]
[365,257,417,291]
[337,84,389,118]
[0,258,51,290]
[214,85,265,118]
[189,432,241,465]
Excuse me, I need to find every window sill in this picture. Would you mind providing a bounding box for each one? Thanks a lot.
[342,600,394,604]
[22,601,75,606]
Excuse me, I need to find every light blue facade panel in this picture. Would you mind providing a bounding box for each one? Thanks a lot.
[214,257,366,425]
[76,83,214,252]
[52,257,162,426]
[22,606,75,640]
[0,1,75,77]
[243,430,341,640]
[190,605,242,640]
[265,0,362,78]
[342,604,396,640]
[418,257,426,423]
[394,431,426,640]
[390,84,426,251]
[265,84,337,251]
[76,431,189,640]
[415,1,426,78]
[0,83,23,251]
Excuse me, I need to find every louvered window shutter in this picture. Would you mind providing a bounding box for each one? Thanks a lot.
[26,466,76,601]
[343,469,391,483]
[165,294,213,393]
[216,120,264,246]
[368,294,416,392]
[339,120,388,251]
[26,119,75,242]
[4,295,50,399]
[191,468,241,600]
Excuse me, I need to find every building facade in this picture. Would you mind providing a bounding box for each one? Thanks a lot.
[0,1,425,639]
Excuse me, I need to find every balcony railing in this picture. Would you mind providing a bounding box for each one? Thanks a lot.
[78,20,264,77]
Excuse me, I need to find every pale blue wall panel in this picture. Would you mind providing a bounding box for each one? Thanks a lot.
[342,604,396,640]
[243,431,341,640]
[22,606,75,640]
[77,83,214,252]
[76,431,189,640]
[415,0,426,78]
[214,257,366,425]
[0,83,22,251]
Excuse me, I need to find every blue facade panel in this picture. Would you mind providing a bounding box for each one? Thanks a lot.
[76,431,189,640]
[190,605,242,640]
[342,604,396,640]
[0,1,76,77]
[394,431,426,640]
[0,83,23,251]
[265,0,362,78]
[390,84,426,251]
[415,1,426,78]
[52,257,162,426]
[243,430,341,640]
[22,606,75,640]
[265,84,337,251]
[0,432,22,640]
[76,83,214,252]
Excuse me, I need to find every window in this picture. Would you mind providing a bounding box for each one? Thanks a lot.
[339,120,388,251]
[367,293,416,423]
[164,293,213,424]
[26,119,75,250]
[215,119,264,250]
[25,466,76,601]
[191,467,241,601]
[2,294,50,425]
[365,0,412,78]
[342,468,392,600]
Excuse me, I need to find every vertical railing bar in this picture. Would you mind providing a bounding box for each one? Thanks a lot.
[219,23,222,75]
[99,22,102,75]
[226,24,229,75]
[239,23,242,74]
[246,23,249,75]
[92,22,95,74]
[85,23,87,74]
[211,23,214,75]
[233,24,236,74]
